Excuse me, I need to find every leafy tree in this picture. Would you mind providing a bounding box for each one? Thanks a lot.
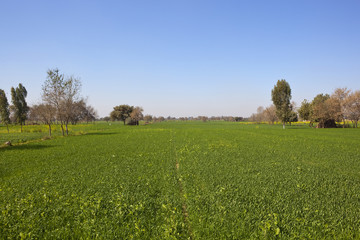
[0,89,11,133]
[110,105,134,125]
[288,111,298,125]
[298,99,311,122]
[11,83,29,132]
[271,79,292,129]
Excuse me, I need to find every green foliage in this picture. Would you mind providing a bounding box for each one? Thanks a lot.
[10,84,29,127]
[271,80,292,127]
[0,89,11,131]
[110,105,134,125]
[298,99,311,121]
[1,122,360,239]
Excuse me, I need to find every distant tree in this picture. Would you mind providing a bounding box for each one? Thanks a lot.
[110,105,134,125]
[103,116,111,122]
[256,106,265,123]
[0,89,11,133]
[31,104,56,136]
[311,94,338,128]
[288,111,298,125]
[298,99,311,122]
[68,99,97,124]
[234,117,244,122]
[11,83,29,132]
[271,79,292,129]
[344,90,360,128]
[154,116,165,122]
[143,114,153,123]
[264,105,278,124]
[197,116,208,122]
[331,88,350,127]
[61,76,82,134]
[130,106,143,125]
[42,69,66,135]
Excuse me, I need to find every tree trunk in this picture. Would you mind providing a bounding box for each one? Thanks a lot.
[65,123,68,136]
[6,124,9,133]
[282,122,285,129]
[123,120,126,125]
[60,124,65,136]
[48,124,52,137]
[21,122,23,133]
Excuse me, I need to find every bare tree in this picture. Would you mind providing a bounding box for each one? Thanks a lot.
[42,69,66,135]
[256,106,265,123]
[42,69,83,135]
[344,90,360,128]
[143,115,153,123]
[331,88,350,127]
[61,76,81,134]
[264,105,278,124]
[31,104,56,136]
[130,106,143,125]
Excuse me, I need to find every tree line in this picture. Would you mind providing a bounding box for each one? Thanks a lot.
[0,69,97,136]
[252,79,360,128]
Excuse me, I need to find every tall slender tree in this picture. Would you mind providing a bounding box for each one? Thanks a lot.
[11,84,29,132]
[0,89,11,133]
[271,79,292,129]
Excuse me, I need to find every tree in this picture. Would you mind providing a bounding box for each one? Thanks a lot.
[130,106,143,125]
[344,90,360,128]
[110,105,134,124]
[0,89,11,133]
[310,94,338,128]
[288,111,298,125]
[264,105,278,124]
[143,115,153,123]
[271,79,292,129]
[256,106,265,123]
[298,99,311,122]
[331,88,350,127]
[31,104,56,136]
[42,69,66,135]
[42,69,84,135]
[61,76,82,134]
[11,83,29,132]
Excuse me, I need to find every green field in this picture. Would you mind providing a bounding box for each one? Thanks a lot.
[1,122,360,239]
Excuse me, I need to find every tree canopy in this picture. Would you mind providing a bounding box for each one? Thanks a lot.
[271,79,292,129]
[0,89,11,133]
[11,83,29,132]
[110,105,134,125]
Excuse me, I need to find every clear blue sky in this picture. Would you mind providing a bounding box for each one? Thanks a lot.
[1,0,359,117]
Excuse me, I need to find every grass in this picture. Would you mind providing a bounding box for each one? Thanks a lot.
[1,121,360,239]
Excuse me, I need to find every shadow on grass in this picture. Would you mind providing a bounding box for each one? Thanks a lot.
[0,144,55,152]
[84,132,119,136]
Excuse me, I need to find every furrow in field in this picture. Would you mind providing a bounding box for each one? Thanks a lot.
[171,130,193,240]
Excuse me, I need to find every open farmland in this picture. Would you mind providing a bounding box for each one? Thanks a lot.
[1,122,360,239]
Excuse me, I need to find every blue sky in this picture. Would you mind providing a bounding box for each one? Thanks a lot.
[1,1,359,117]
